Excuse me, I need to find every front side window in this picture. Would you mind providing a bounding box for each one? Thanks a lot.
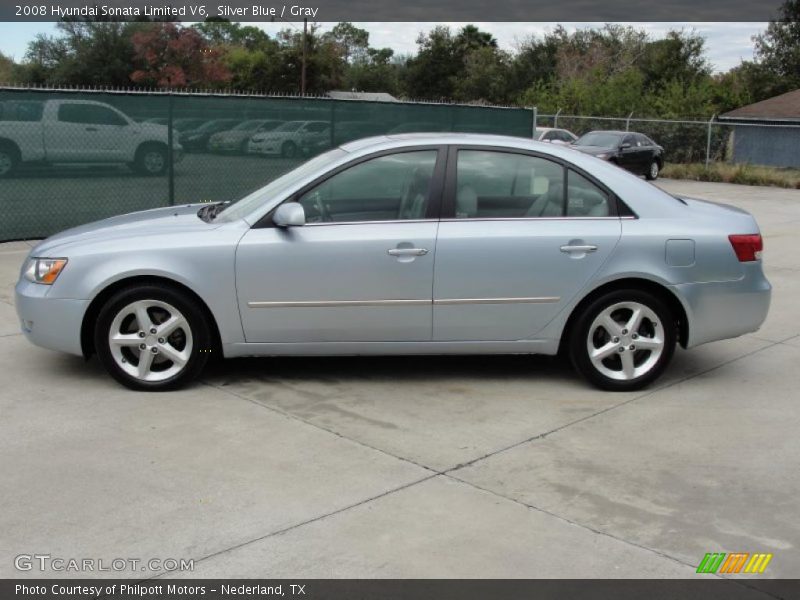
[567,170,611,217]
[454,150,565,218]
[297,150,438,223]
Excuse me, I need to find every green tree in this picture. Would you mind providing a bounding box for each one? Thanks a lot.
[326,22,370,63]
[0,52,16,82]
[404,25,499,99]
[754,0,800,92]
[18,21,149,86]
[344,47,402,95]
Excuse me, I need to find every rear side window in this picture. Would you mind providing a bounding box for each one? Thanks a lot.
[567,170,610,217]
[58,103,127,126]
[454,150,565,218]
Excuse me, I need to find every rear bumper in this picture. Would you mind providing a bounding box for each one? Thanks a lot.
[672,263,771,348]
[15,280,86,356]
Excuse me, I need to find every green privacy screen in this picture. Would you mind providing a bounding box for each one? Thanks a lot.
[0,88,533,241]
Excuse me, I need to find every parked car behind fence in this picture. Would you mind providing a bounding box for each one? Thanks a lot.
[0,99,181,177]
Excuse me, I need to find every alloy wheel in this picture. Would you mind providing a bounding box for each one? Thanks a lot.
[143,150,165,174]
[586,301,664,381]
[108,299,193,382]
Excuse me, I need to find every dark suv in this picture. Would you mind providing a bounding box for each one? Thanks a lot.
[571,131,664,180]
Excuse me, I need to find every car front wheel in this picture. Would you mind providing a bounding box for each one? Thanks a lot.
[569,289,676,391]
[94,284,211,391]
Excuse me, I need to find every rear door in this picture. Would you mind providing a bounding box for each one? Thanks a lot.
[433,146,622,341]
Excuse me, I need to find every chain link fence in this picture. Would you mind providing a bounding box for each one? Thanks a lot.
[3,87,798,242]
[0,87,533,241]
[536,112,800,169]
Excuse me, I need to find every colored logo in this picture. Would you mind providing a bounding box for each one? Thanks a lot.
[696,552,773,574]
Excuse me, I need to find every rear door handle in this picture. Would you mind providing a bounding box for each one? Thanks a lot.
[387,248,428,256]
[560,245,598,253]
[85,127,99,132]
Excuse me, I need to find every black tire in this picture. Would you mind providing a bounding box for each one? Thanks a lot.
[646,159,660,180]
[0,143,19,178]
[281,141,297,158]
[569,289,676,391]
[133,143,168,176]
[94,283,211,391]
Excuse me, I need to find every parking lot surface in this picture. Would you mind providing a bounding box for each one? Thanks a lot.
[0,179,798,580]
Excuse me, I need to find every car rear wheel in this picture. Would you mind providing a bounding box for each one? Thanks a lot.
[569,289,676,391]
[94,284,211,391]
[646,160,660,180]
[134,144,168,176]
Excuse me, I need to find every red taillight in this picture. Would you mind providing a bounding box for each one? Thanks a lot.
[728,234,763,262]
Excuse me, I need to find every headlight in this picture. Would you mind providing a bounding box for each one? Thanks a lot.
[23,258,68,285]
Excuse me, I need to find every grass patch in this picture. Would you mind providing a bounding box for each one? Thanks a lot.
[661,162,800,189]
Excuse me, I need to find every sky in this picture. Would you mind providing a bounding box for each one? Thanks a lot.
[0,21,766,73]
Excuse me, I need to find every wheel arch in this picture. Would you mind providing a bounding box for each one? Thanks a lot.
[134,140,169,163]
[558,277,689,355]
[80,275,222,359]
[0,137,22,159]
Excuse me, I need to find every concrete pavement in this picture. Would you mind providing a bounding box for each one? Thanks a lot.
[1,179,797,580]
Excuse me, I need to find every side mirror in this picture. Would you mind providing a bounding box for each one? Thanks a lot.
[273,203,306,227]
[620,142,632,149]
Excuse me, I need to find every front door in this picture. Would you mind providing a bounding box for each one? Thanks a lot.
[434,148,622,341]
[236,148,445,343]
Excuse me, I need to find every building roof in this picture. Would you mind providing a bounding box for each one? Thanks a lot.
[720,89,800,122]
[326,91,398,102]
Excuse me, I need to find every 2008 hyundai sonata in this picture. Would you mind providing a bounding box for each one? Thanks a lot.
[16,133,771,391]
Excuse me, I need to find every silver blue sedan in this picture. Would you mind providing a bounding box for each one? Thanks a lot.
[15,134,771,391]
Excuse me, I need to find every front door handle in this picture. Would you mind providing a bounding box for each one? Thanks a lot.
[560,244,598,253]
[85,127,99,132]
[387,248,428,257]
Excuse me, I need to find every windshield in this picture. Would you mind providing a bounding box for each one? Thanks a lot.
[575,132,622,148]
[232,120,265,131]
[274,121,303,132]
[215,148,348,223]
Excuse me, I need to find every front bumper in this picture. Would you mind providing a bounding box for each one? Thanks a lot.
[15,280,87,356]
[672,263,771,348]
[249,140,284,155]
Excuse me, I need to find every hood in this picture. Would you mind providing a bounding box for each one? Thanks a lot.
[32,204,216,255]
[571,145,615,156]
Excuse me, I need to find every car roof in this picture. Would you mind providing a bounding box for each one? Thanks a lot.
[341,132,539,152]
